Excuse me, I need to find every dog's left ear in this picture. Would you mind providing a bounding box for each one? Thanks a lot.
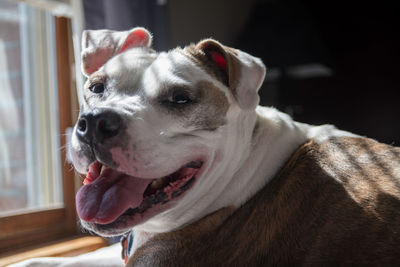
[81,27,152,76]
[196,39,266,110]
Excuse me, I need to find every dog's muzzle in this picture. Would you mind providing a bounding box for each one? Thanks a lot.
[76,108,122,144]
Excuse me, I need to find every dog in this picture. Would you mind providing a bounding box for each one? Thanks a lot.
[67,27,400,266]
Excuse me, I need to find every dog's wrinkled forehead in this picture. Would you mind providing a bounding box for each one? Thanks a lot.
[84,49,206,99]
[141,51,210,96]
[102,49,158,93]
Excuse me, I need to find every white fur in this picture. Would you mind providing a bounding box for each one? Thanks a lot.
[234,50,266,109]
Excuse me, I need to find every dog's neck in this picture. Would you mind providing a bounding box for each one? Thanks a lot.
[129,105,356,256]
[134,106,309,231]
[195,106,311,220]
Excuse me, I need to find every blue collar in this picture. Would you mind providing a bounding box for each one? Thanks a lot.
[121,231,134,264]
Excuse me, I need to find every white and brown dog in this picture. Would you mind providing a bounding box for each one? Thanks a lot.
[68,27,400,266]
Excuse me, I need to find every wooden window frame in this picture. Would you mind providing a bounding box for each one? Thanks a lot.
[0,17,79,255]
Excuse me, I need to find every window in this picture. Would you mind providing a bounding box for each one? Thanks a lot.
[0,0,63,216]
[0,0,78,254]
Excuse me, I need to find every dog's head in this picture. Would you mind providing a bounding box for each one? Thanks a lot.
[69,27,265,236]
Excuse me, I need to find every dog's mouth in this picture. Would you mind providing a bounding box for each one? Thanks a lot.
[75,160,203,226]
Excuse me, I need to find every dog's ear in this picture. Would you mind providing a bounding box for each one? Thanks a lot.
[195,39,266,110]
[81,27,152,76]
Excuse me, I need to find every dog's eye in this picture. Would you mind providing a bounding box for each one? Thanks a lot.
[168,90,191,105]
[89,83,105,94]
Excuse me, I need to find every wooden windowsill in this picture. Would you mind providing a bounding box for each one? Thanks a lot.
[0,236,108,266]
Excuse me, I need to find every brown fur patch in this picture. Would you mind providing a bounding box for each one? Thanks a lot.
[179,41,241,102]
[184,81,229,130]
[179,45,228,85]
[155,80,229,131]
[127,137,400,266]
[222,46,241,96]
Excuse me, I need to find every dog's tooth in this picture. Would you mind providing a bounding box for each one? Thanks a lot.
[151,179,164,190]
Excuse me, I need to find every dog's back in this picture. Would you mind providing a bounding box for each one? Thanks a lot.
[128,136,400,266]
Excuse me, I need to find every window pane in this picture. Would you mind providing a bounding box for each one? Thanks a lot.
[0,0,63,216]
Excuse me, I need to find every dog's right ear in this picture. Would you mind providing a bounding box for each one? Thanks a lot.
[81,27,152,77]
[188,39,266,110]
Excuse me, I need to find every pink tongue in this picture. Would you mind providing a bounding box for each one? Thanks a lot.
[76,169,151,224]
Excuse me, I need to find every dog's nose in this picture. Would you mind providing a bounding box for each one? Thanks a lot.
[76,109,122,144]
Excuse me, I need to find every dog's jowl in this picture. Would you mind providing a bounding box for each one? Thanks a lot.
[68,27,400,266]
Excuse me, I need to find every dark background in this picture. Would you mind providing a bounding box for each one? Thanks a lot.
[83,0,399,145]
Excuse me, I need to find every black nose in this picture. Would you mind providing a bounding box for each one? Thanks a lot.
[76,109,122,144]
